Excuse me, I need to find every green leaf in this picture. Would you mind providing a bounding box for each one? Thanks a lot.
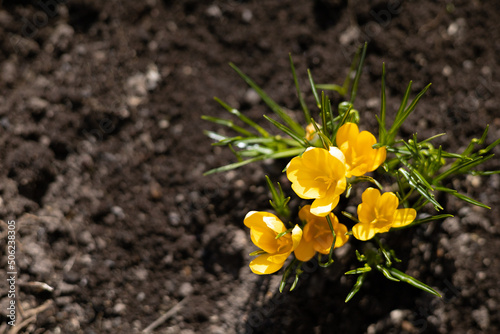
[391,213,453,230]
[345,272,368,303]
[264,115,310,148]
[386,267,442,297]
[349,175,384,190]
[290,265,303,291]
[349,42,368,104]
[280,259,301,293]
[434,186,491,209]
[289,54,311,124]
[307,69,321,108]
[230,62,305,136]
[249,250,267,256]
[378,62,387,144]
[213,97,270,137]
[345,266,372,275]
[201,115,255,136]
[479,137,500,155]
[398,168,443,210]
[203,147,304,175]
[318,214,337,268]
[434,154,494,183]
[341,211,360,223]
[376,264,400,282]
[386,81,431,144]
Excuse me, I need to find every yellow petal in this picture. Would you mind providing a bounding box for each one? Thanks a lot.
[336,122,359,148]
[291,178,324,199]
[328,146,346,165]
[243,211,259,228]
[366,146,386,172]
[358,188,380,223]
[355,131,377,156]
[298,205,312,222]
[354,131,386,171]
[347,165,369,177]
[288,158,327,199]
[249,227,278,254]
[249,253,286,275]
[266,252,292,264]
[291,224,303,251]
[352,222,378,241]
[392,208,417,227]
[333,221,349,248]
[310,191,340,217]
[362,187,380,204]
[287,147,346,200]
[377,192,399,218]
[244,211,285,234]
[294,238,316,262]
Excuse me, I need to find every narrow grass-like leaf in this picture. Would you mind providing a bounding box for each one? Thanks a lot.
[290,266,303,291]
[349,42,368,104]
[315,83,345,94]
[479,137,500,155]
[214,97,270,137]
[377,265,400,282]
[345,266,372,275]
[289,54,311,123]
[203,147,304,175]
[350,175,384,190]
[387,83,432,143]
[249,250,267,256]
[307,69,321,108]
[230,62,305,136]
[379,62,387,143]
[399,168,442,210]
[341,211,360,223]
[387,267,442,297]
[434,154,494,183]
[204,130,230,143]
[264,115,309,148]
[280,259,298,293]
[345,272,368,303]
[201,115,255,136]
[321,92,329,139]
[392,214,453,230]
[434,186,490,209]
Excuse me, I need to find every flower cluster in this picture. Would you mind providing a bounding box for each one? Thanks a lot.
[246,122,410,275]
[205,48,498,299]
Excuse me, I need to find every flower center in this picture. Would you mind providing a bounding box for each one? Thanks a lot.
[275,233,291,253]
[315,175,336,190]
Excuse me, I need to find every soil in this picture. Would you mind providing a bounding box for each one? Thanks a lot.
[0,0,500,333]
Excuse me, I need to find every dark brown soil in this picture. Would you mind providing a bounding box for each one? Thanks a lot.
[1,1,500,333]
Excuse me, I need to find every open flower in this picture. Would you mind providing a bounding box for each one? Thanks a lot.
[286,147,347,217]
[352,188,417,241]
[244,211,302,275]
[294,205,349,262]
[336,122,386,178]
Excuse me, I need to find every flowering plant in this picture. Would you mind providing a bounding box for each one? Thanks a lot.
[203,44,500,301]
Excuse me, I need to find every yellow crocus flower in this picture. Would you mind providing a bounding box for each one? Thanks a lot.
[286,147,347,217]
[244,211,302,275]
[294,205,349,262]
[352,188,417,241]
[336,122,386,178]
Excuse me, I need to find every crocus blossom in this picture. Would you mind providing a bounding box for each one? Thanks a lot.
[336,122,386,178]
[294,205,349,262]
[244,211,302,275]
[352,188,417,241]
[286,147,347,217]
